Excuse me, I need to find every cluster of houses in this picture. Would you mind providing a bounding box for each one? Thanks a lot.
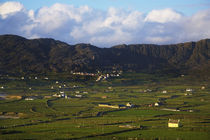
[96,73,121,82]
[52,93,69,99]
[25,97,36,100]
[52,93,83,99]
[71,71,121,82]
[24,92,85,100]
[72,72,96,76]
[143,89,153,93]
[96,75,108,82]
[21,76,39,80]
[98,102,134,109]
[148,102,163,107]
[24,96,39,101]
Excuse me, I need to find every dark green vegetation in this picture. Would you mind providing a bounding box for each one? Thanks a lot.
[0,35,210,139]
[0,73,210,140]
[0,35,209,77]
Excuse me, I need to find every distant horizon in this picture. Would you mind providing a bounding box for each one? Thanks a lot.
[0,1,210,47]
[2,34,209,48]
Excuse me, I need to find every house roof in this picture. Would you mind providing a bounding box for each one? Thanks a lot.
[168,119,180,123]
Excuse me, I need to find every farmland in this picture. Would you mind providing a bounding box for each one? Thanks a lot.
[0,73,210,140]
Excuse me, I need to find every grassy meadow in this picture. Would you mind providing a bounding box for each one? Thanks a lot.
[0,73,210,139]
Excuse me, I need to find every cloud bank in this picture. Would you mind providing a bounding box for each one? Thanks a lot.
[0,1,210,47]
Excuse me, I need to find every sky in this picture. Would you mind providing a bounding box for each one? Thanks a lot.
[0,0,210,47]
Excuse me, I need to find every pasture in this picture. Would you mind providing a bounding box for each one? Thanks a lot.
[0,73,210,139]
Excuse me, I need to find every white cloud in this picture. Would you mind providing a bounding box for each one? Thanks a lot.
[0,1,210,47]
[183,9,210,41]
[145,8,182,23]
[0,1,24,19]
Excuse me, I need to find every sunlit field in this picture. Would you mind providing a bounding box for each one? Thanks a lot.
[0,73,210,139]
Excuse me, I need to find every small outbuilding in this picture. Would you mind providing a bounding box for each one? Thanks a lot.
[154,102,160,107]
[201,86,205,90]
[126,102,134,108]
[162,90,167,93]
[168,119,180,128]
[186,88,193,92]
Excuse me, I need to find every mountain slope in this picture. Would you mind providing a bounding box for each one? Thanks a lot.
[0,34,209,75]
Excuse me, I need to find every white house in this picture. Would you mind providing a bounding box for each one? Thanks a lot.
[162,90,167,93]
[25,97,36,100]
[25,98,34,101]
[186,88,193,92]
[75,95,82,98]
[201,86,205,90]
[126,102,134,108]
[168,119,180,128]
[154,102,160,107]
[53,94,61,97]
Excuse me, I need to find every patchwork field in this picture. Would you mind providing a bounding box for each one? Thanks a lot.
[0,73,210,139]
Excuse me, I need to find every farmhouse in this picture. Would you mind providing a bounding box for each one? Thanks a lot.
[144,89,152,93]
[162,90,167,93]
[168,119,180,128]
[184,93,192,96]
[75,94,82,98]
[25,97,36,100]
[201,86,205,90]
[60,91,64,94]
[53,93,61,97]
[154,102,160,107]
[126,102,134,108]
[186,88,193,92]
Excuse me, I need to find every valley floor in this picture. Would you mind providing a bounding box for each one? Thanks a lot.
[0,73,210,140]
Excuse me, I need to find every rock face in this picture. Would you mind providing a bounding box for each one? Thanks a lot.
[0,34,209,75]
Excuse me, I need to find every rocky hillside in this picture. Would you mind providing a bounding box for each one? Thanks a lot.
[0,35,209,76]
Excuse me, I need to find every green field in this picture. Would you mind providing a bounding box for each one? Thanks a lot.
[0,73,210,139]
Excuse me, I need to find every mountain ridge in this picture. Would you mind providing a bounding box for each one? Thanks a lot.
[0,34,209,76]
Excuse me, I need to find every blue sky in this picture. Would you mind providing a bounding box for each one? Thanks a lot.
[0,0,210,47]
[2,0,210,15]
